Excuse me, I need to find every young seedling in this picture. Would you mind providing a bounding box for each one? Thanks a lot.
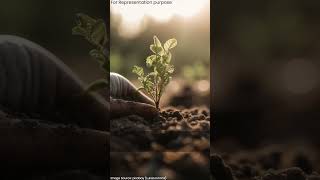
[72,13,109,91]
[133,36,177,110]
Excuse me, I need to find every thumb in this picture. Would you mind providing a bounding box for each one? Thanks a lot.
[110,73,155,106]
[110,98,158,120]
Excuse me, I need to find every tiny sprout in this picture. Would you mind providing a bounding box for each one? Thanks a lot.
[133,36,177,109]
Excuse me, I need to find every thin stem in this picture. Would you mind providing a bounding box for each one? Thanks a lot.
[154,54,160,109]
[155,73,158,109]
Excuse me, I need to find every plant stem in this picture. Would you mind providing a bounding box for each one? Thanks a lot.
[155,76,157,103]
[156,100,160,110]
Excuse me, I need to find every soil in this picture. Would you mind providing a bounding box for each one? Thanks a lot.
[0,107,106,180]
[110,107,211,180]
[212,141,320,180]
[0,105,210,180]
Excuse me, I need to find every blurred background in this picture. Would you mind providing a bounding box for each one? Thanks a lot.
[110,0,210,108]
[213,0,320,147]
[0,0,108,83]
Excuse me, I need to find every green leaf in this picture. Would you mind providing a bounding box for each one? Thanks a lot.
[148,72,157,77]
[91,19,107,46]
[86,79,108,92]
[74,14,96,38]
[73,13,108,49]
[72,26,87,37]
[167,65,174,73]
[153,35,162,47]
[76,13,96,27]
[150,45,163,55]
[163,52,172,63]
[142,76,153,90]
[146,55,157,67]
[164,38,177,51]
[89,49,105,63]
[132,66,144,76]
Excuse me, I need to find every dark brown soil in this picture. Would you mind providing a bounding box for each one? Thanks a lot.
[212,142,320,180]
[0,108,106,180]
[0,105,211,179]
[110,107,211,179]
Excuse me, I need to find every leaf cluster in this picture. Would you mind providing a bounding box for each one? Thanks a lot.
[72,13,109,91]
[133,36,177,109]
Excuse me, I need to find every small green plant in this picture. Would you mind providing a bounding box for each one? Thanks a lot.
[72,13,109,91]
[133,36,177,109]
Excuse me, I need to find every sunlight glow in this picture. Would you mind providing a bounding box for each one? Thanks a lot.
[111,0,209,38]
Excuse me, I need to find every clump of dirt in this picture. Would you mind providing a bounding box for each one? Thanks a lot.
[110,107,211,179]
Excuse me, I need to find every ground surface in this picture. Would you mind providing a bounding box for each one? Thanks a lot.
[0,107,106,180]
[212,141,320,180]
[110,107,211,180]
[0,105,210,180]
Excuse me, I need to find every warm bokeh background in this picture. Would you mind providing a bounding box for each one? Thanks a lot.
[110,0,210,107]
[0,0,108,83]
[213,0,320,146]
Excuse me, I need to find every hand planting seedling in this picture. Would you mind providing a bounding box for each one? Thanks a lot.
[72,13,109,91]
[133,36,177,110]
